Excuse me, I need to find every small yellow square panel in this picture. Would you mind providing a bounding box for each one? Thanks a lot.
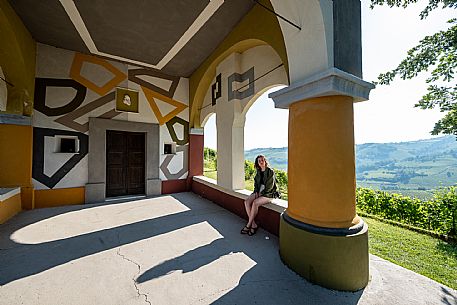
[116,87,139,113]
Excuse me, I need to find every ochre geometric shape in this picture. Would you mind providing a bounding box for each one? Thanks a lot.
[142,86,187,125]
[70,53,126,96]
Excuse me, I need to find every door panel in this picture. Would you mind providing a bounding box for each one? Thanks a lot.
[106,130,145,197]
[127,133,145,195]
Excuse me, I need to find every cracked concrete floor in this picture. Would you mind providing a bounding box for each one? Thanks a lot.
[0,192,456,305]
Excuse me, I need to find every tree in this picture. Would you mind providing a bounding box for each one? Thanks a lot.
[244,160,256,180]
[370,0,457,136]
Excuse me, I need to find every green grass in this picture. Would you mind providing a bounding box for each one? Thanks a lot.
[366,217,457,289]
[203,170,217,180]
[245,179,254,191]
[203,165,456,287]
[203,169,255,191]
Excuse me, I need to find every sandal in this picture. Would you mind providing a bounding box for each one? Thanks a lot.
[248,226,259,236]
[240,226,250,234]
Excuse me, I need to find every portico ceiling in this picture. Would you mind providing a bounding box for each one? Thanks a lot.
[8,0,256,77]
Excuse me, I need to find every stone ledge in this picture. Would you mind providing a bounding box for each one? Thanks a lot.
[0,187,21,201]
[0,113,32,125]
[193,175,287,213]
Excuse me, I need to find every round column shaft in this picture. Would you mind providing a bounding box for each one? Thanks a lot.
[288,95,359,228]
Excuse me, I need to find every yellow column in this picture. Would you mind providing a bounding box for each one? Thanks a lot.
[0,124,35,210]
[0,0,37,211]
[270,68,374,292]
[288,95,359,228]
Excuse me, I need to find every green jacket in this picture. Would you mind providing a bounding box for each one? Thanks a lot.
[253,167,278,198]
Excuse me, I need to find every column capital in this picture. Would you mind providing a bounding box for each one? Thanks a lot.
[0,113,32,126]
[269,68,375,109]
[190,128,204,135]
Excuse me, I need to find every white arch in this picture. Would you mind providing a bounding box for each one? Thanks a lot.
[198,44,288,190]
[240,84,287,121]
[201,111,215,128]
[270,0,333,83]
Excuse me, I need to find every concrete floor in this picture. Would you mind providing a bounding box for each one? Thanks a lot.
[0,192,455,305]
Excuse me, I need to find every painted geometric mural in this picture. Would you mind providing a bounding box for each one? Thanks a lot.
[141,86,187,126]
[128,69,179,98]
[32,127,88,189]
[33,44,189,189]
[70,53,126,96]
[34,78,87,116]
[166,117,189,145]
[55,92,120,132]
[160,145,189,180]
[228,67,255,101]
[199,45,287,128]
[211,73,222,106]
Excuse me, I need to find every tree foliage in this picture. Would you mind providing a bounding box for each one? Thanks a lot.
[357,186,457,235]
[371,0,457,136]
[204,147,217,170]
[244,160,256,180]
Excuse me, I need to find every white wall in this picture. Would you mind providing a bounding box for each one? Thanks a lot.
[33,43,190,190]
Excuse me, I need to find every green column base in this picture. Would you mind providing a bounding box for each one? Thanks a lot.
[279,212,369,291]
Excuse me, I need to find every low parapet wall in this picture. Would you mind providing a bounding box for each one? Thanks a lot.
[192,176,287,236]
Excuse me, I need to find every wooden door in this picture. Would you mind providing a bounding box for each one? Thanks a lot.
[106,130,145,197]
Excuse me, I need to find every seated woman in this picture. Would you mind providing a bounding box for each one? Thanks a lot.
[241,155,279,236]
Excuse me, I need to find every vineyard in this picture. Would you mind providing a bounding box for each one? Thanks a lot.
[204,147,457,237]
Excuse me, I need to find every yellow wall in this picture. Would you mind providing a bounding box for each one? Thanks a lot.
[189,0,288,128]
[0,0,36,116]
[0,0,36,210]
[35,187,85,208]
[0,124,34,209]
[0,192,21,224]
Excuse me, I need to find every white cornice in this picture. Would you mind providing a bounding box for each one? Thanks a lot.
[269,68,375,109]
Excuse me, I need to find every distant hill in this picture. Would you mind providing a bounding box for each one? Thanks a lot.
[244,147,288,171]
[244,136,457,198]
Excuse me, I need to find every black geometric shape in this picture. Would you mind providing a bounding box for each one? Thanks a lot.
[165,117,189,146]
[128,68,180,98]
[34,78,87,116]
[211,73,222,106]
[32,127,89,189]
[227,67,254,101]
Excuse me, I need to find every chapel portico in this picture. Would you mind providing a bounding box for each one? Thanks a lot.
[0,0,373,291]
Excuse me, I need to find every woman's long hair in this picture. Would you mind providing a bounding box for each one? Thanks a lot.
[254,155,269,171]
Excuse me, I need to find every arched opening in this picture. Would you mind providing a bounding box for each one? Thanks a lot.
[193,43,289,191]
[243,86,288,198]
[202,113,217,181]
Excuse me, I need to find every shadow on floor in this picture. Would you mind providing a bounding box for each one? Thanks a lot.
[441,286,457,305]
[0,192,365,304]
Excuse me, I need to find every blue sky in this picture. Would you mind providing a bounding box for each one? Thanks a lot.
[204,0,456,150]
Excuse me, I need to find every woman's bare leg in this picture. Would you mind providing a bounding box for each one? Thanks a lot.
[247,196,271,229]
[242,193,257,230]
[244,193,256,221]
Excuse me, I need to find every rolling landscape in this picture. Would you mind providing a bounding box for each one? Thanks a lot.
[244,136,457,199]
